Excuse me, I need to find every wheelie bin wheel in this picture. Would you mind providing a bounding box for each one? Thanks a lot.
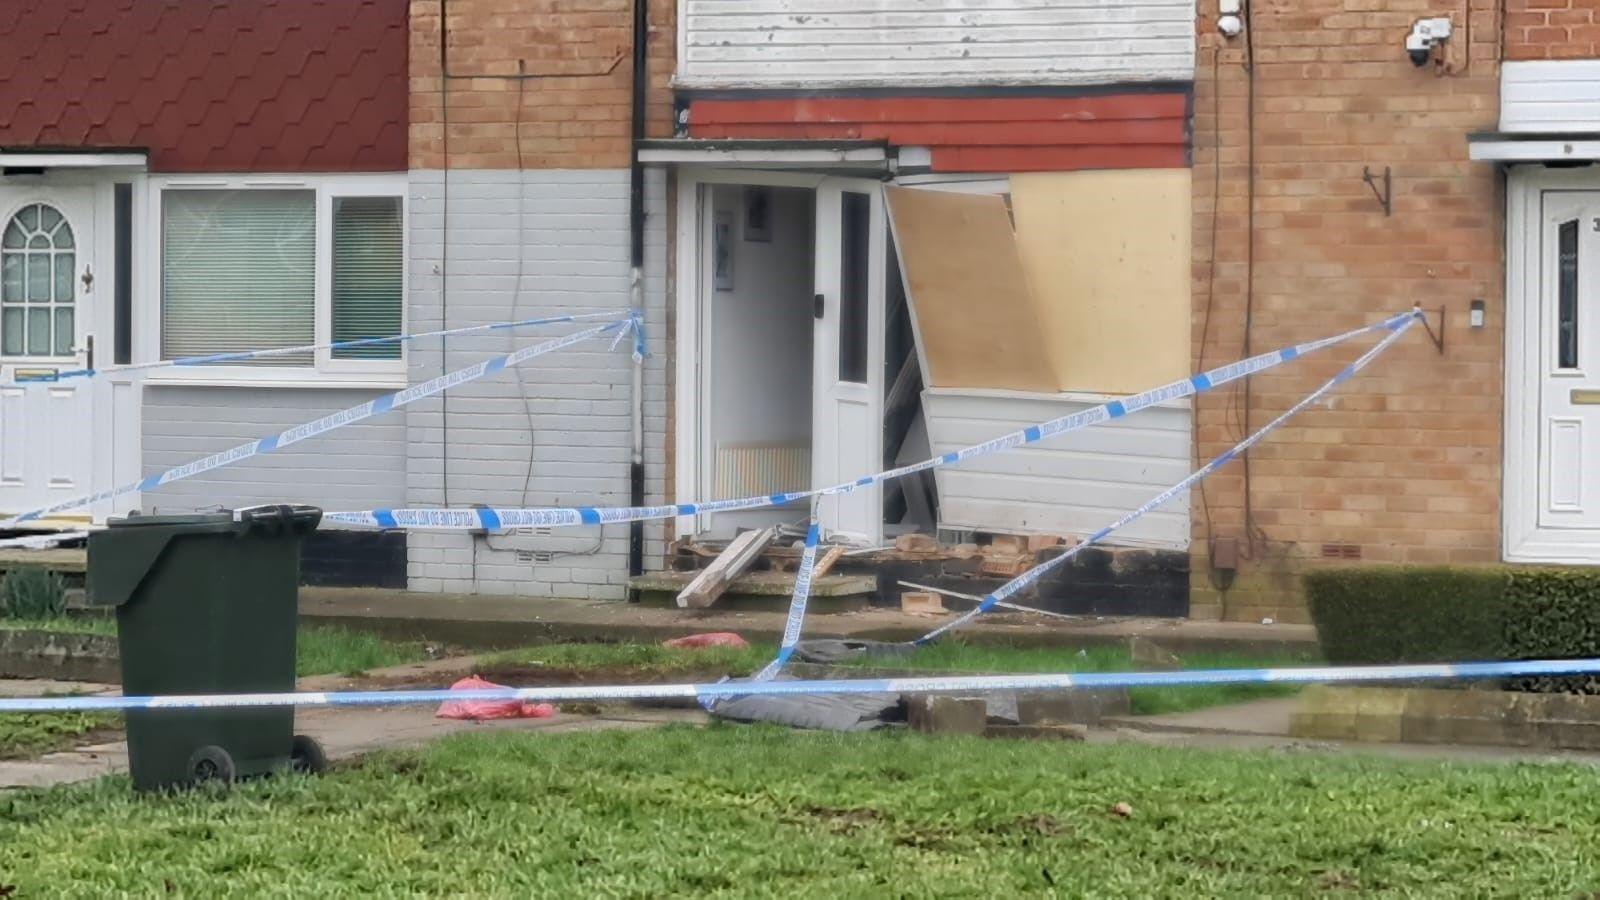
[188,745,236,785]
[290,734,328,775]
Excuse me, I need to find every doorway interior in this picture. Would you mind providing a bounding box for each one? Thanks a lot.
[677,172,932,546]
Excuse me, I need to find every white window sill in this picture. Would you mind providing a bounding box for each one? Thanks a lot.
[143,367,407,391]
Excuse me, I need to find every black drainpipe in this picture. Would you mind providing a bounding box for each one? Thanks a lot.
[626,0,648,597]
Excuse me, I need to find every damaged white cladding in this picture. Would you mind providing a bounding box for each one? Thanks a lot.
[676,0,1197,88]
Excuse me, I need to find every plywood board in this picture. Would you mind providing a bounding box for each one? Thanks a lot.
[1011,170,1191,395]
[885,187,1059,393]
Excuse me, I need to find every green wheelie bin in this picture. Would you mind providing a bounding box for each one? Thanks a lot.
[87,505,328,791]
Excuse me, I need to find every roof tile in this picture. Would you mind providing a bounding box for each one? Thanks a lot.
[0,0,406,172]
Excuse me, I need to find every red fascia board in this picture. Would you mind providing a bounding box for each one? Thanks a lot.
[931,144,1189,172]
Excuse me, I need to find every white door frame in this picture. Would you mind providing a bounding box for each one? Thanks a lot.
[1505,165,1600,561]
[673,168,829,538]
[0,170,142,523]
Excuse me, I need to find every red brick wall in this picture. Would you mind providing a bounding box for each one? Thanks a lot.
[409,0,675,169]
[1190,0,1504,623]
[1506,0,1600,60]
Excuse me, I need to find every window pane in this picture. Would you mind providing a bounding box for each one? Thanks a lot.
[54,252,74,303]
[26,307,50,355]
[26,254,49,302]
[39,205,60,233]
[1560,219,1579,370]
[838,191,871,384]
[162,190,315,364]
[1,222,23,249]
[53,308,73,356]
[331,196,403,360]
[1,308,21,355]
[1,254,20,301]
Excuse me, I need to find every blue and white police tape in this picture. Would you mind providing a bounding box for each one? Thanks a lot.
[2,657,1598,713]
[751,516,822,683]
[0,318,630,527]
[916,311,1419,644]
[11,310,634,384]
[325,308,1422,532]
[0,530,89,550]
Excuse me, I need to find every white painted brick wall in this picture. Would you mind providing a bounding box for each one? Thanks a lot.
[405,169,669,598]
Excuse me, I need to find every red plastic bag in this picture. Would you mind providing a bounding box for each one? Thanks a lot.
[435,675,557,721]
[662,632,749,650]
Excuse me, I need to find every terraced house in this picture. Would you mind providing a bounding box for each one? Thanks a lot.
[0,1,1590,626]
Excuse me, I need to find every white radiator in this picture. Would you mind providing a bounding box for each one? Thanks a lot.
[713,444,811,497]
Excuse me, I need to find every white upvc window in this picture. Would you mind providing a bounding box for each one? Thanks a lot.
[142,173,408,387]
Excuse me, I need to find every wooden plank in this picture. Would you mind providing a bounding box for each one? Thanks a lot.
[810,544,848,579]
[676,526,778,609]
[884,187,1059,393]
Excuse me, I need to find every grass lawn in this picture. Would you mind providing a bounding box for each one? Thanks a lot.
[485,640,1318,716]
[0,617,429,679]
[1,726,1597,895]
[0,709,118,760]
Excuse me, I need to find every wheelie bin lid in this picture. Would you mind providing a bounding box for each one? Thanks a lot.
[87,505,322,608]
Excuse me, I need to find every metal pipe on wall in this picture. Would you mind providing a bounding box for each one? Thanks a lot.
[627,0,649,597]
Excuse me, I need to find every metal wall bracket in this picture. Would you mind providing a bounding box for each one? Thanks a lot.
[1362,166,1393,216]
[1420,305,1446,355]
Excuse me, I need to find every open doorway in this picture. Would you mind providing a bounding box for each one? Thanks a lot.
[698,184,815,537]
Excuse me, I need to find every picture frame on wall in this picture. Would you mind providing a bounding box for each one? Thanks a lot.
[713,211,735,291]
[743,187,772,242]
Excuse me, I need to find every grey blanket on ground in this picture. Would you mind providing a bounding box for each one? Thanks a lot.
[708,676,903,732]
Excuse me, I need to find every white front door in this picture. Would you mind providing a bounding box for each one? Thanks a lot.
[0,186,97,520]
[1538,193,1600,533]
[812,178,885,544]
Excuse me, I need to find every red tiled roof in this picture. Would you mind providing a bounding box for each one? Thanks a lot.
[0,0,407,173]
[687,94,1192,173]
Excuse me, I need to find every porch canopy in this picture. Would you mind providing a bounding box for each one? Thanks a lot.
[635,138,892,172]
[1469,132,1600,163]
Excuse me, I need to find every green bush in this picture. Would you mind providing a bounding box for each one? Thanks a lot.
[1503,569,1600,695]
[1304,566,1508,665]
[0,566,68,621]
[1305,565,1600,694]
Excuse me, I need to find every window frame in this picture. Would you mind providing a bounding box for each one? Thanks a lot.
[141,173,408,388]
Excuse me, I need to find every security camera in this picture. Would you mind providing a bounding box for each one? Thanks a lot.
[1406,17,1452,67]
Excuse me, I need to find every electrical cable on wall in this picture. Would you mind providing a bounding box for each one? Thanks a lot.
[435,2,629,577]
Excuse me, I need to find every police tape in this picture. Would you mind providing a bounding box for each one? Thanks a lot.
[916,312,1420,644]
[0,530,89,550]
[1,657,1597,713]
[325,309,1422,532]
[0,318,632,527]
[752,515,821,683]
[11,310,634,384]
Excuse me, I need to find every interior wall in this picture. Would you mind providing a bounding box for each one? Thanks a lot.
[704,184,814,535]
[1012,169,1192,395]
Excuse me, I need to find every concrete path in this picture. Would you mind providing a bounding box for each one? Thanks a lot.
[301,586,1315,655]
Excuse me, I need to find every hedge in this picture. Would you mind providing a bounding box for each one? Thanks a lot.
[1304,565,1600,694]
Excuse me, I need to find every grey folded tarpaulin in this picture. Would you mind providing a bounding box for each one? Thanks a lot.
[708,676,903,732]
